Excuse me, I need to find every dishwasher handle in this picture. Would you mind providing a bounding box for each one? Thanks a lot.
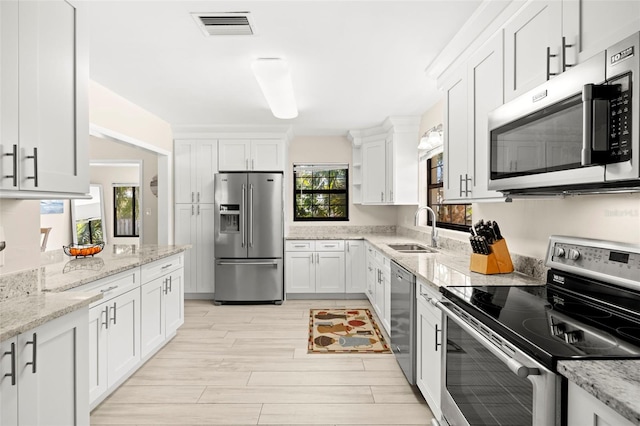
[434,299,540,379]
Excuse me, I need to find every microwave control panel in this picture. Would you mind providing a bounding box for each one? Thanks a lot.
[608,73,632,162]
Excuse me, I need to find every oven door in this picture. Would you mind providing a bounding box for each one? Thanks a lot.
[436,299,560,426]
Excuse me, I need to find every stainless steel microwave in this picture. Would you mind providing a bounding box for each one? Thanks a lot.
[488,32,639,195]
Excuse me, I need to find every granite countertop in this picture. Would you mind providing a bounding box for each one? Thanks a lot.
[0,244,190,343]
[558,360,640,425]
[39,244,190,292]
[287,232,545,289]
[0,291,102,342]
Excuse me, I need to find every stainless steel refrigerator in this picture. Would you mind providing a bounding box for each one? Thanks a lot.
[214,172,284,304]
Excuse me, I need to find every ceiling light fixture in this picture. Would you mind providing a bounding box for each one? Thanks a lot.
[251,58,298,119]
[418,124,443,158]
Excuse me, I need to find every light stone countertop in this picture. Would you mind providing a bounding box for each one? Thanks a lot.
[0,291,102,342]
[0,244,190,343]
[287,232,545,289]
[558,360,640,425]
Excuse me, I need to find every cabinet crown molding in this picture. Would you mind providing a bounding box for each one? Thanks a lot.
[348,116,420,147]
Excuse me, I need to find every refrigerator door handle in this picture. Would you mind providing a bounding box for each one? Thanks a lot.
[249,183,254,248]
[216,260,278,267]
[241,184,246,247]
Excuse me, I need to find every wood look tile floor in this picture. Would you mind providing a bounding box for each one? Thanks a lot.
[90,299,433,425]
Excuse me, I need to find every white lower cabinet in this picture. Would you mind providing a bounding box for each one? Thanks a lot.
[416,280,442,421]
[345,240,365,293]
[0,308,89,426]
[285,240,346,294]
[567,381,633,426]
[364,242,391,335]
[73,253,185,410]
[141,264,184,358]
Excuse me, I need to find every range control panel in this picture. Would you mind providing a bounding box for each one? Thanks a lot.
[546,236,640,288]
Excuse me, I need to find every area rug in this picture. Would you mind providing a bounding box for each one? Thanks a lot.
[308,308,391,353]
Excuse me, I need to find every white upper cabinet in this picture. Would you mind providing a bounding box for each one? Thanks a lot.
[1,0,88,197]
[351,117,420,205]
[563,0,640,65]
[362,138,387,204]
[174,139,217,204]
[443,67,469,202]
[504,1,562,102]
[218,139,284,171]
[466,34,504,200]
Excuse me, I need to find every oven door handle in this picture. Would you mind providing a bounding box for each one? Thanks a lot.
[434,300,540,379]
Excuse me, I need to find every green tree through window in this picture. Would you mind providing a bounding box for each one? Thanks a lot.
[113,186,140,237]
[294,164,348,221]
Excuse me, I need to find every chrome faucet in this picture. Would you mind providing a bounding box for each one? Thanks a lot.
[414,206,438,248]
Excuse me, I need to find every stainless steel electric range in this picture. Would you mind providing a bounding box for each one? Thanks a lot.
[433,235,640,426]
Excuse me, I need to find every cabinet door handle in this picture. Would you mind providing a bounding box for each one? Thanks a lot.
[562,36,575,72]
[192,205,195,216]
[197,205,200,215]
[168,276,172,292]
[546,46,558,80]
[191,192,194,203]
[26,147,38,187]
[459,174,464,197]
[435,324,442,352]
[390,190,393,202]
[346,243,350,252]
[197,192,200,203]
[245,159,249,170]
[25,333,37,374]
[3,342,17,385]
[380,191,384,202]
[102,306,110,329]
[251,159,255,170]
[163,278,168,295]
[465,174,472,196]
[3,144,17,187]
[316,253,319,263]
[111,302,117,325]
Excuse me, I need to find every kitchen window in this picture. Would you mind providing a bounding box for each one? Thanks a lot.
[426,153,471,231]
[293,164,348,221]
[113,185,140,237]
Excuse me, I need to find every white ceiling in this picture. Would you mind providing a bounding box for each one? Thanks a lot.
[87,1,483,135]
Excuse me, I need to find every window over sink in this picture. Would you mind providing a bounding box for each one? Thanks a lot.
[423,153,471,231]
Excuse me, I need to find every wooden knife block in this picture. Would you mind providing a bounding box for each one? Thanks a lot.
[470,238,514,275]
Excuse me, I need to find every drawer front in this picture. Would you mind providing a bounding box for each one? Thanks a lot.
[315,240,344,251]
[285,240,315,252]
[69,268,140,306]
[141,253,184,284]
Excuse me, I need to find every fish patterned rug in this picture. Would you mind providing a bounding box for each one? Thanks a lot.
[308,308,391,353]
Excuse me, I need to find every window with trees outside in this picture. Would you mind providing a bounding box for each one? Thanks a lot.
[113,186,140,237]
[426,153,472,231]
[294,164,348,221]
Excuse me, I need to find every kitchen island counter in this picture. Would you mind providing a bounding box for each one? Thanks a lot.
[0,244,189,343]
[558,360,640,425]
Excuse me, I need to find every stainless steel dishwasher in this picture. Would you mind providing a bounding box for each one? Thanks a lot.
[390,261,416,385]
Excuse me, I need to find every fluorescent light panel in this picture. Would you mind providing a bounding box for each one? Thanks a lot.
[251,58,298,119]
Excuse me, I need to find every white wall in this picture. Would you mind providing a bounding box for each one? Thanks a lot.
[0,200,40,274]
[40,200,72,252]
[287,135,397,227]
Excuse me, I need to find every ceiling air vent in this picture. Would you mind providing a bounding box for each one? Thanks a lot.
[191,12,255,36]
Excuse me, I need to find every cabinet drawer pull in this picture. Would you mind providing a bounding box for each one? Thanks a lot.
[25,333,37,373]
[293,244,307,248]
[111,302,117,325]
[161,264,173,270]
[3,144,17,187]
[322,244,337,248]
[26,147,38,187]
[3,342,17,385]
[100,285,118,293]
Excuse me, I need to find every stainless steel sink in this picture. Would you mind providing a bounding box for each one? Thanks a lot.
[387,243,436,253]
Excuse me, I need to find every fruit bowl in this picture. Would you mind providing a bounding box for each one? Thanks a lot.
[63,243,105,258]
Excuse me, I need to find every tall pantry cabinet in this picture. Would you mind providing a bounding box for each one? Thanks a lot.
[174,140,217,296]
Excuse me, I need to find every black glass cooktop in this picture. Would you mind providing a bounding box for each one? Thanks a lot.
[440,271,640,370]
